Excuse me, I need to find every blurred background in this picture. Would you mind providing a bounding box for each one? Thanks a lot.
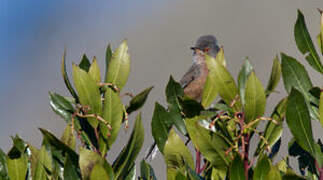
[1,0,323,178]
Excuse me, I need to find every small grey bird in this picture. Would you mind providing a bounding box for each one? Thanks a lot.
[180,35,220,101]
[145,35,220,160]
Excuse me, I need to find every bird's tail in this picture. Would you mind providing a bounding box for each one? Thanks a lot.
[144,142,159,161]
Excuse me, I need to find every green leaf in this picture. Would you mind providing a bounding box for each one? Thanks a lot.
[61,50,79,102]
[39,128,79,167]
[186,116,231,167]
[124,164,136,180]
[318,34,323,55]
[79,148,113,180]
[88,57,101,83]
[101,87,123,146]
[266,56,281,95]
[104,44,113,82]
[73,64,102,128]
[281,53,319,120]
[175,171,186,180]
[286,89,316,157]
[140,160,157,180]
[64,154,81,180]
[202,55,221,108]
[33,145,53,180]
[61,123,76,150]
[266,166,281,180]
[0,148,9,180]
[282,172,307,180]
[211,168,226,180]
[151,103,173,153]
[294,10,323,73]
[253,155,271,180]
[165,76,186,135]
[320,91,323,128]
[164,129,194,173]
[202,75,218,108]
[106,40,130,91]
[244,72,266,123]
[49,92,74,123]
[229,155,245,180]
[208,55,241,112]
[255,98,287,156]
[79,54,91,72]
[238,59,253,106]
[89,164,109,180]
[6,155,28,180]
[126,86,153,114]
[112,113,144,179]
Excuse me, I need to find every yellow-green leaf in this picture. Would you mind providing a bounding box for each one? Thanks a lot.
[266,56,281,96]
[7,155,28,180]
[61,123,76,150]
[320,91,323,128]
[101,88,123,146]
[33,145,52,180]
[61,50,79,102]
[90,164,109,180]
[88,57,101,83]
[244,72,266,123]
[164,129,194,174]
[106,40,130,91]
[72,64,102,128]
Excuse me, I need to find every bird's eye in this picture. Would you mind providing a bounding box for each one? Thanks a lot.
[204,47,210,52]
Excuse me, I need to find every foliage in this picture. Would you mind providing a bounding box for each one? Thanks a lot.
[0,9,323,180]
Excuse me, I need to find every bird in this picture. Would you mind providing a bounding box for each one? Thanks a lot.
[145,35,220,160]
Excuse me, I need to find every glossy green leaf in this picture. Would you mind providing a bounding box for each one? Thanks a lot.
[61,50,79,102]
[101,87,123,146]
[0,148,9,180]
[48,94,75,123]
[238,59,253,106]
[88,57,101,83]
[244,72,266,123]
[186,116,230,167]
[112,113,144,179]
[106,40,130,91]
[255,98,287,156]
[165,76,186,135]
[79,54,91,72]
[140,160,157,180]
[124,164,136,180]
[209,55,241,111]
[73,64,102,128]
[39,128,79,166]
[151,103,173,153]
[126,86,153,114]
[266,166,281,180]
[294,10,323,73]
[64,154,81,180]
[229,155,245,180]
[33,145,53,180]
[266,56,281,95]
[286,89,315,157]
[6,155,28,180]
[320,91,323,128]
[80,148,113,180]
[253,155,270,180]
[164,129,194,174]
[281,53,319,120]
[61,123,76,150]
[104,44,113,82]
[89,164,109,180]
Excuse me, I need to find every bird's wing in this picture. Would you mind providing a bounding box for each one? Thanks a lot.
[179,63,200,88]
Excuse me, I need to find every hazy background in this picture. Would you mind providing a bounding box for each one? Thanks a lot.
[1,0,323,178]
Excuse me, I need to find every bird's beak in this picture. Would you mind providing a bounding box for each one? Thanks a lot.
[190,47,197,50]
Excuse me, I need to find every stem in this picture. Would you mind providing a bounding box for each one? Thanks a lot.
[244,134,250,180]
[195,149,201,174]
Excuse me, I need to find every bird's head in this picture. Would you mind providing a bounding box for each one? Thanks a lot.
[190,35,220,58]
